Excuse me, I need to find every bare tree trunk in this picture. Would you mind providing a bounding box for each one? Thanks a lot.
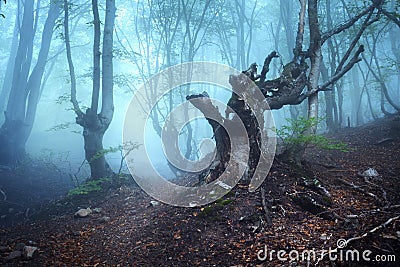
[280,0,306,120]
[323,0,339,132]
[0,0,21,115]
[389,28,400,102]
[357,63,378,120]
[279,0,307,165]
[351,67,364,126]
[85,0,116,180]
[0,0,60,166]
[64,0,116,179]
[307,0,321,128]
[363,27,400,114]
[321,61,336,132]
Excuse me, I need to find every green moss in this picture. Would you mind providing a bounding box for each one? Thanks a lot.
[215,198,234,206]
[200,206,215,215]
[198,197,234,221]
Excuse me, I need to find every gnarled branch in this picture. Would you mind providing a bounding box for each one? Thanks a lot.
[259,51,279,84]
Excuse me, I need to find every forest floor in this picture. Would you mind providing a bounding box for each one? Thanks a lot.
[0,116,399,266]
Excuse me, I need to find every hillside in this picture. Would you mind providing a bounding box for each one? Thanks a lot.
[0,116,399,266]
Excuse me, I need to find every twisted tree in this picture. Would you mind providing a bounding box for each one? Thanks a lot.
[186,0,383,183]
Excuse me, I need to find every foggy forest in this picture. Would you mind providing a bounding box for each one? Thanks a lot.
[0,0,399,266]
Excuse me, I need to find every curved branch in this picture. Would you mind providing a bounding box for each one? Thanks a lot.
[335,10,377,73]
[378,6,400,28]
[319,45,364,92]
[259,51,279,84]
[64,0,83,118]
[321,4,375,45]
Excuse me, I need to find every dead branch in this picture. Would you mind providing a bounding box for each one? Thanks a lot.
[335,10,378,73]
[361,47,400,112]
[346,215,399,244]
[259,51,279,84]
[385,204,400,210]
[336,176,381,202]
[260,187,272,226]
[321,4,375,45]
[318,45,364,92]
[353,205,400,218]
[317,215,400,264]
[293,0,306,59]
[362,177,394,202]
[376,138,394,145]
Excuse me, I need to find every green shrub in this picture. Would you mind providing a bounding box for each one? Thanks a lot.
[68,177,110,196]
[274,117,350,152]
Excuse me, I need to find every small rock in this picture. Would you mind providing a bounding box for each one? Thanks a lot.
[6,250,21,261]
[346,214,359,219]
[0,245,8,252]
[14,243,26,251]
[27,240,37,246]
[92,207,102,213]
[74,208,92,218]
[320,234,331,240]
[98,216,111,223]
[150,200,160,207]
[22,245,38,259]
[362,168,379,178]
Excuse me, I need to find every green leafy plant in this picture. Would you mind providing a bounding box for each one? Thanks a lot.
[68,177,110,196]
[90,142,141,171]
[273,117,351,152]
[67,142,141,194]
[91,146,124,162]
